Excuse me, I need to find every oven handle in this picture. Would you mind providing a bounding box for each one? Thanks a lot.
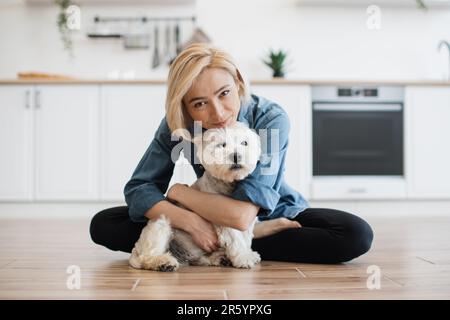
[313,103,402,111]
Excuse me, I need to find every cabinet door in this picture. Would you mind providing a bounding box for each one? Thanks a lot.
[0,86,33,200]
[405,86,450,198]
[34,85,99,200]
[100,85,168,200]
[249,84,312,198]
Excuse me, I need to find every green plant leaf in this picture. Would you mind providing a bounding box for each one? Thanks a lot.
[55,0,74,57]
[262,48,289,76]
[416,0,427,10]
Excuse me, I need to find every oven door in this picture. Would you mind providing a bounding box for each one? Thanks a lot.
[313,103,403,176]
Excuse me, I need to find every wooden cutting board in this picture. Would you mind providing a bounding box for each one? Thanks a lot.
[17,72,76,80]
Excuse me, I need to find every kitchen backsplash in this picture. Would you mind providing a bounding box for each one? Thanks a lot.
[0,0,449,80]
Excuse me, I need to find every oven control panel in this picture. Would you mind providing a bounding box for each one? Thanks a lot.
[337,88,378,97]
[312,85,404,102]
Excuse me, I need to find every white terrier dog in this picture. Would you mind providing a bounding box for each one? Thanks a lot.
[129,122,296,272]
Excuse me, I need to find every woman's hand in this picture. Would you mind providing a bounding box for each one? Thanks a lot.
[185,212,219,253]
[167,183,188,203]
[168,183,219,252]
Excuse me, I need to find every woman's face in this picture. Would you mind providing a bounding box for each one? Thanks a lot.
[183,67,241,129]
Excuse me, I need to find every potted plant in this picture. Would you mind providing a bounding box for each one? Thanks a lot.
[55,0,74,56]
[416,0,427,10]
[263,49,289,78]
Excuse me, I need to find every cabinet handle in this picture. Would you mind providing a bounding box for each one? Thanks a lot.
[35,90,41,109]
[348,188,367,194]
[25,90,30,109]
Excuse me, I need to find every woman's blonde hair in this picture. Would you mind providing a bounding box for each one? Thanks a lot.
[165,43,250,138]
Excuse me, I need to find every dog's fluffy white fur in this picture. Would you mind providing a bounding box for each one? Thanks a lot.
[129,122,265,271]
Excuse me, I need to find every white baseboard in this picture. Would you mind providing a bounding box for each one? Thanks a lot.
[0,200,449,219]
[309,199,450,219]
[0,202,126,219]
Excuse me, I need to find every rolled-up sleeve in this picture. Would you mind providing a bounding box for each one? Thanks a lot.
[231,110,290,217]
[124,117,179,222]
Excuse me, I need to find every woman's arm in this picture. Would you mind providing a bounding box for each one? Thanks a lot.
[167,183,259,231]
[145,199,220,253]
[124,117,180,223]
[145,199,195,233]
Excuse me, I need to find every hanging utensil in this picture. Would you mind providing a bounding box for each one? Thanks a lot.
[175,22,182,55]
[183,27,212,48]
[152,23,160,69]
[123,17,150,50]
[163,22,172,64]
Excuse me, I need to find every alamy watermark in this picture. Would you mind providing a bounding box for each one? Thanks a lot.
[366,265,381,290]
[66,5,81,31]
[66,265,81,290]
[366,5,381,30]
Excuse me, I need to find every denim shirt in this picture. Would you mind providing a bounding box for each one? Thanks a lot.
[124,94,310,223]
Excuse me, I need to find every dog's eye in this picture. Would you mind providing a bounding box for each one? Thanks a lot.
[222,142,226,148]
[241,141,248,146]
[216,142,226,148]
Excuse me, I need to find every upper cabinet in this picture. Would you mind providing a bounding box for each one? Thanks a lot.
[297,0,450,8]
[25,0,195,5]
[405,86,450,199]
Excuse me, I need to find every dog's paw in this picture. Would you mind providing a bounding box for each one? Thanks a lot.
[142,253,180,272]
[156,254,180,272]
[220,256,233,267]
[206,250,232,267]
[231,251,261,269]
[157,263,178,272]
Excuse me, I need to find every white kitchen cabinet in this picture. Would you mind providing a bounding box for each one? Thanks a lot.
[0,86,33,201]
[405,86,450,198]
[0,85,99,201]
[3,82,450,205]
[249,84,312,198]
[100,84,196,201]
[100,85,168,200]
[34,85,99,200]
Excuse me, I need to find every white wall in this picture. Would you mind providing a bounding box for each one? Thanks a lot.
[0,0,449,80]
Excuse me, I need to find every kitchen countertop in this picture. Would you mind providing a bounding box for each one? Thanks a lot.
[1,78,450,86]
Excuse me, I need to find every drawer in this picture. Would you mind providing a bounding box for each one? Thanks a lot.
[311,176,407,200]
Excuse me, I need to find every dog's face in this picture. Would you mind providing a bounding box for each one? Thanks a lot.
[193,122,261,183]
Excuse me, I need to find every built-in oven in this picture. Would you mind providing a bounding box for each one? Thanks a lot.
[312,86,404,176]
[311,85,406,200]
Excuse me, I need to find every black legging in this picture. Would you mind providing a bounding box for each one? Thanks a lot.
[89,206,373,264]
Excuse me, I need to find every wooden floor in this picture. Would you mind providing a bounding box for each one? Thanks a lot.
[1,216,450,300]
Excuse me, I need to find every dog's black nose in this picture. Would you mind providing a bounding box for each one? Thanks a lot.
[230,152,242,164]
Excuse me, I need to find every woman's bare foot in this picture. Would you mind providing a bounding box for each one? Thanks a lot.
[253,217,301,239]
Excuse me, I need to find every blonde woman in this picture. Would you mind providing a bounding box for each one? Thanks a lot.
[90,43,373,263]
